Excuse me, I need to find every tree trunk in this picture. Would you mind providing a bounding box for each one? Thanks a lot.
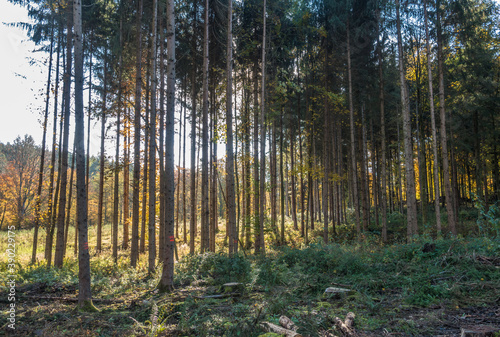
[322,95,329,244]
[259,0,267,254]
[148,0,158,274]
[423,0,442,234]
[141,38,150,255]
[158,5,166,261]
[253,62,260,253]
[437,5,456,235]
[74,0,94,309]
[396,0,418,239]
[112,3,123,262]
[244,75,252,249]
[44,25,61,265]
[190,68,197,255]
[182,78,187,244]
[226,0,237,254]
[131,0,144,267]
[280,112,285,245]
[32,18,54,264]
[271,118,278,242]
[54,7,73,268]
[360,107,369,232]
[64,143,76,256]
[347,20,361,236]
[158,0,176,292]
[97,52,107,254]
[200,0,210,253]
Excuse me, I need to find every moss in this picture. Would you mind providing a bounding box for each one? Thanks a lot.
[78,299,100,313]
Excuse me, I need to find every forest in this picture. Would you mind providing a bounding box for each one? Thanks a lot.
[0,0,499,335]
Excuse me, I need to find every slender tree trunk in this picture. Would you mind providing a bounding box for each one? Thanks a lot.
[209,87,217,252]
[44,25,61,265]
[112,4,123,262]
[280,112,285,245]
[141,38,150,255]
[131,0,144,267]
[299,114,305,238]
[176,92,183,240]
[253,62,260,253]
[423,0,442,234]
[158,0,176,291]
[32,18,54,264]
[271,118,277,242]
[64,143,76,256]
[360,107,369,232]
[259,0,267,254]
[226,0,237,254]
[244,75,251,249]
[190,69,197,254]
[54,7,73,268]
[290,115,298,231]
[148,0,158,273]
[97,53,107,253]
[437,4,456,235]
[347,20,361,236]
[200,0,210,253]
[158,6,166,262]
[86,34,92,203]
[396,0,418,239]
[322,95,329,244]
[182,78,187,244]
[74,0,93,309]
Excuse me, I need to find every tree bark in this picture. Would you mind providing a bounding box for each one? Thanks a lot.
[200,0,210,253]
[423,0,442,234]
[396,0,418,239]
[148,0,158,274]
[131,0,144,267]
[226,0,237,254]
[32,18,54,264]
[259,0,267,254]
[158,0,176,292]
[347,20,361,236]
[97,52,107,253]
[54,6,73,268]
[437,3,456,235]
[112,2,123,262]
[74,0,94,309]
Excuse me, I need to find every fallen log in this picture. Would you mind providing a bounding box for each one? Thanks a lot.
[260,321,303,337]
[194,293,241,299]
[1,295,125,303]
[460,325,500,337]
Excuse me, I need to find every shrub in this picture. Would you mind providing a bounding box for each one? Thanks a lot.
[175,252,251,285]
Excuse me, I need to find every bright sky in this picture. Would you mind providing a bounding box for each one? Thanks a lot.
[0,0,106,157]
[0,0,48,147]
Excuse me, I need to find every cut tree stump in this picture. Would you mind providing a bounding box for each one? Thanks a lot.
[279,315,299,331]
[260,321,303,337]
[334,312,357,336]
[324,287,355,299]
[460,326,500,337]
[222,282,244,293]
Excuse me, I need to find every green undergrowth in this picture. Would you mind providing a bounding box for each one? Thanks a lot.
[147,236,499,336]
[0,234,499,336]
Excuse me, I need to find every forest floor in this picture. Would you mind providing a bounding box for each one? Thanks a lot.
[0,221,499,336]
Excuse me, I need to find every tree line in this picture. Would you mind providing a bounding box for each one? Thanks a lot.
[3,0,499,308]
